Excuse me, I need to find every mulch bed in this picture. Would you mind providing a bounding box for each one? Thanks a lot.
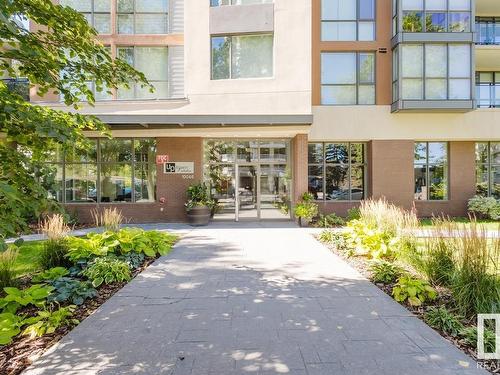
[0,256,159,375]
[317,235,500,374]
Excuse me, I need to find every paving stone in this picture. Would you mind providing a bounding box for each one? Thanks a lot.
[23,223,489,375]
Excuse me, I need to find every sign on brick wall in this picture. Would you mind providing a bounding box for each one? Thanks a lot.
[164,162,194,174]
[156,155,169,164]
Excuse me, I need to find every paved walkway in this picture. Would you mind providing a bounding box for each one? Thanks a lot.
[24,222,487,375]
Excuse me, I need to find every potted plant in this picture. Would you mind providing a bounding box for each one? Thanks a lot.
[294,192,319,227]
[185,183,211,226]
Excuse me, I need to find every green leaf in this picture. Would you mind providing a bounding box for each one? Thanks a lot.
[92,277,103,288]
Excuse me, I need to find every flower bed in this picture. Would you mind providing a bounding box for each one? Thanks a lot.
[317,199,499,374]
[0,227,178,375]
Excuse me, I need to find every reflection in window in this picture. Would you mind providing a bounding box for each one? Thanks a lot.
[60,0,111,34]
[399,0,470,33]
[211,35,273,80]
[321,52,375,105]
[414,142,448,200]
[117,0,168,34]
[45,139,156,203]
[322,0,376,41]
[117,47,168,99]
[475,142,500,198]
[308,142,367,201]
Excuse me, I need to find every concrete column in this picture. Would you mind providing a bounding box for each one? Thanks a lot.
[292,134,308,204]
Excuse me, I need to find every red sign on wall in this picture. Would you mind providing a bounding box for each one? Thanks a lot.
[156,155,169,164]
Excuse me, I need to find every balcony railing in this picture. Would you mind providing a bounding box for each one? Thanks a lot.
[2,78,30,101]
[476,84,500,108]
[476,18,500,45]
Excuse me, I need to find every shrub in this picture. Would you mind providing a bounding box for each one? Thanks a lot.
[424,307,464,337]
[48,277,97,305]
[0,247,18,289]
[294,193,319,224]
[392,276,437,306]
[451,221,500,317]
[346,207,360,221]
[32,267,69,283]
[369,261,404,284]
[318,229,336,243]
[82,257,131,287]
[39,239,73,270]
[316,213,345,228]
[460,326,496,353]
[22,305,78,339]
[344,220,398,259]
[0,312,23,345]
[91,207,124,232]
[40,214,69,241]
[0,285,54,314]
[422,218,457,286]
[467,196,500,220]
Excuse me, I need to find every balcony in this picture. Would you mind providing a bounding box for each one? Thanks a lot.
[476,18,500,45]
[2,78,29,101]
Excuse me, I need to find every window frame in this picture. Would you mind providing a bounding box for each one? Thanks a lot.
[117,0,169,35]
[321,51,376,105]
[414,141,449,201]
[475,141,500,198]
[308,142,368,202]
[48,138,157,204]
[60,0,112,34]
[321,0,376,41]
[210,33,274,80]
[476,71,500,108]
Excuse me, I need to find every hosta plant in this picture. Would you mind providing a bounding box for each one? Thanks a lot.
[32,267,69,283]
[48,277,97,305]
[82,257,131,287]
[344,220,398,259]
[66,235,111,262]
[0,285,54,314]
[22,306,78,339]
[392,276,437,306]
[0,312,23,345]
[369,261,405,284]
[143,230,177,257]
[119,252,145,270]
[424,307,464,337]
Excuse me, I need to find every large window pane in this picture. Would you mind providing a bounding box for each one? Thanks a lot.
[94,14,111,33]
[134,163,156,202]
[60,0,92,12]
[351,143,365,164]
[65,164,97,203]
[321,86,356,105]
[322,0,356,20]
[402,45,423,77]
[117,14,134,33]
[136,0,168,12]
[231,35,273,79]
[359,0,375,19]
[358,85,375,104]
[492,166,500,199]
[414,164,427,200]
[47,164,64,202]
[491,143,500,164]
[211,37,230,80]
[359,53,375,83]
[449,13,470,32]
[308,166,324,200]
[136,47,168,81]
[100,139,133,163]
[135,14,168,34]
[308,143,324,164]
[426,0,446,11]
[402,78,423,99]
[429,165,447,200]
[95,0,111,12]
[100,164,132,202]
[476,164,488,196]
[322,22,357,41]
[358,21,375,41]
[426,13,446,32]
[402,0,423,10]
[449,79,470,99]
[414,142,427,163]
[476,142,489,163]
[351,165,365,200]
[425,45,446,77]
[135,139,156,162]
[425,79,447,99]
[326,166,349,200]
[325,143,348,164]
[402,12,423,32]
[322,53,356,84]
[449,45,470,77]
[428,142,447,164]
[449,0,470,11]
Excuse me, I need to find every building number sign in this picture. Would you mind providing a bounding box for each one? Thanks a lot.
[163,162,195,175]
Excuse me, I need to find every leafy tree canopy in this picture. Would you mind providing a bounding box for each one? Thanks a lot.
[0,0,152,245]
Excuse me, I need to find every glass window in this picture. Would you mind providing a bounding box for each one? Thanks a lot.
[211,34,273,80]
[476,18,500,45]
[117,47,168,99]
[308,142,367,201]
[45,139,156,203]
[60,0,111,34]
[476,71,500,108]
[414,142,448,200]
[475,142,500,198]
[321,0,376,41]
[321,52,376,105]
[397,43,471,101]
[210,0,273,5]
[117,0,168,34]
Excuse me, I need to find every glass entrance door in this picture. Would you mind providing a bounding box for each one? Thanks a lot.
[235,165,258,221]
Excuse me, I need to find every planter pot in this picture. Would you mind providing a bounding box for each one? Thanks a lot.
[299,217,311,227]
[187,205,210,226]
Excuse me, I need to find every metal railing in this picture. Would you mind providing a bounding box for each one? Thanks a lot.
[476,20,500,45]
[476,83,500,108]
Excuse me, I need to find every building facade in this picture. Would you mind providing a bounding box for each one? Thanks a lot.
[26,0,500,222]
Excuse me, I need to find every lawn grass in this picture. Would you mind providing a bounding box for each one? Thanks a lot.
[419,217,500,231]
[13,240,44,277]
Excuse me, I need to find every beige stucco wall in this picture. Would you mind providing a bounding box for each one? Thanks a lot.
[310,106,500,141]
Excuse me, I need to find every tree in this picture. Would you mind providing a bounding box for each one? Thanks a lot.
[0,0,152,245]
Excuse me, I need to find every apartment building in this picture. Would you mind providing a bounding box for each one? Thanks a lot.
[23,0,500,222]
